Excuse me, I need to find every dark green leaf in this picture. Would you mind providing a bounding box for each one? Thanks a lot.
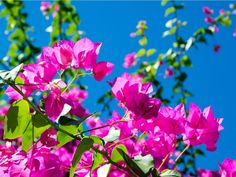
[70,137,94,177]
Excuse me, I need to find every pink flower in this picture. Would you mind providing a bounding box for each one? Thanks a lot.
[202,6,214,15]
[53,41,75,69]
[205,16,214,24]
[44,89,71,121]
[165,68,173,77]
[156,104,186,135]
[40,2,51,13]
[214,45,221,53]
[111,73,161,119]
[183,103,223,151]
[92,61,114,81]
[198,169,220,177]
[23,61,57,91]
[219,158,236,177]
[72,38,102,70]
[123,52,136,68]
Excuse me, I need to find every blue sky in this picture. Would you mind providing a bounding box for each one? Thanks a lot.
[1,1,236,171]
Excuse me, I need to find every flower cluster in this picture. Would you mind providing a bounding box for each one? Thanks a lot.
[0,37,227,177]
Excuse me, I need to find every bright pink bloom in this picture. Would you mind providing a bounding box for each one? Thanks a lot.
[53,41,75,69]
[165,68,173,77]
[111,73,161,119]
[214,45,221,53]
[23,61,57,91]
[198,169,220,177]
[202,6,214,15]
[205,16,214,24]
[62,88,89,118]
[72,38,102,70]
[183,103,223,151]
[93,61,114,81]
[219,158,236,177]
[44,89,71,121]
[40,2,51,13]
[123,52,136,68]
[156,104,186,135]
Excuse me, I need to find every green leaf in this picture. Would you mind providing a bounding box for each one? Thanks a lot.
[160,169,181,177]
[91,151,104,172]
[163,26,177,37]
[22,114,51,152]
[165,7,176,17]
[116,148,146,176]
[219,16,232,27]
[133,154,154,174]
[103,127,120,142]
[136,48,146,57]
[181,55,192,67]
[0,64,23,84]
[111,144,128,162]
[146,49,156,57]
[70,137,94,177]
[161,0,169,6]
[4,100,31,139]
[66,23,77,35]
[57,124,82,147]
[89,135,105,146]
[139,36,148,46]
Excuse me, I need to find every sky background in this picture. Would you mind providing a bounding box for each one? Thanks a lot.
[1,0,236,171]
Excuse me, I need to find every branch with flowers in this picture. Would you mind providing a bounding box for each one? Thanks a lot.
[0,0,236,177]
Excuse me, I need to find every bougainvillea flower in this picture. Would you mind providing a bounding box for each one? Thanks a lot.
[23,61,57,91]
[205,16,214,24]
[198,169,220,177]
[123,52,136,68]
[72,38,102,70]
[40,2,51,13]
[44,89,71,121]
[202,6,214,15]
[165,68,173,77]
[183,103,223,151]
[156,104,186,135]
[92,61,114,81]
[214,45,221,53]
[219,158,236,177]
[111,73,161,119]
[40,128,59,147]
[53,41,75,69]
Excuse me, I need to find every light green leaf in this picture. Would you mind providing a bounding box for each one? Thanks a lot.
[133,154,154,174]
[139,36,148,46]
[147,49,156,57]
[111,144,128,162]
[161,0,169,6]
[163,26,177,37]
[4,100,31,139]
[91,151,104,172]
[165,7,176,17]
[57,124,82,147]
[136,48,146,57]
[103,127,120,142]
[160,169,181,177]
